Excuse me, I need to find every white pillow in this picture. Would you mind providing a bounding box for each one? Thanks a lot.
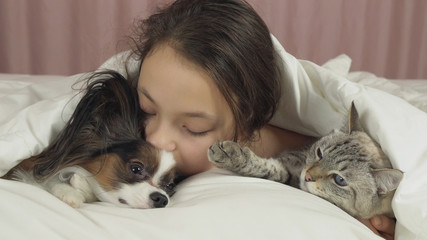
[0,168,383,240]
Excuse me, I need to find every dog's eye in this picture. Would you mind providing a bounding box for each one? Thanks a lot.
[130,162,145,175]
[166,182,176,190]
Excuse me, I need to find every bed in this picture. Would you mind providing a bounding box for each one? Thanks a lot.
[1,37,426,240]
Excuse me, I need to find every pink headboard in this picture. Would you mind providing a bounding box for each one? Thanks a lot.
[0,0,425,79]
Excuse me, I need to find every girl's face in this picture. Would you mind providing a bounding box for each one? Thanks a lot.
[137,45,235,176]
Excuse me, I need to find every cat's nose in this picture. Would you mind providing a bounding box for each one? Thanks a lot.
[305,172,314,182]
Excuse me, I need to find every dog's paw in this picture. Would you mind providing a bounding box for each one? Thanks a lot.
[69,173,96,203]
[208,141,251,170]
[70,173,91,192]
[51,183,85,208]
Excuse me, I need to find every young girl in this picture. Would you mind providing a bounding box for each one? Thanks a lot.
[126,0,395,239]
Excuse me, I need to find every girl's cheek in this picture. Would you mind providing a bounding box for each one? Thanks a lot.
[143,118,154,136]
[143,118,161,148]
[178,138,215,175]
[143,116,160,138]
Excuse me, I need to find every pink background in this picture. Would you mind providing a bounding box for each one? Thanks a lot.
[0,0,426,79]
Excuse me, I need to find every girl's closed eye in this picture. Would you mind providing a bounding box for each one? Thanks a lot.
[184,126,210,136]
[139,102,156,117]
[182,117,215,137]
[144,110,156,117]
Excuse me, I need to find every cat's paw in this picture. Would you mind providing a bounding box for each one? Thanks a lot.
[51,183,85,208]
[208,141,252,170]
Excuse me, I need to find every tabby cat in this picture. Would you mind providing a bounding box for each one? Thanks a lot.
[208,102,403,219]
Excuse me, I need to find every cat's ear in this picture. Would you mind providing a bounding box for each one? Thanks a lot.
[346,101,364,134]
[372,169,403,194]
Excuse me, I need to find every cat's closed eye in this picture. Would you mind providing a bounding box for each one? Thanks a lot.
[331,173,347,186]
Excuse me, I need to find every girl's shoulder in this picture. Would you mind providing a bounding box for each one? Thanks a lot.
[248,124,314,158]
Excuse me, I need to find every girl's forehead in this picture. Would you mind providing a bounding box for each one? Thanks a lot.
[139,44,209,88]
[138,45,232,120]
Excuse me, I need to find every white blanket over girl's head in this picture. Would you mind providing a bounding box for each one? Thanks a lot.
[269,36,427,240]
[0,36,426,240]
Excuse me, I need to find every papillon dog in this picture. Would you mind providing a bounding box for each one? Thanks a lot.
[3,71,179,209]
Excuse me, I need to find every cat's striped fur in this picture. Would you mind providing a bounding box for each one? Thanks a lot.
[208,102,403,219]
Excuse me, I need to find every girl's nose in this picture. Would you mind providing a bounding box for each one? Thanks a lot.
[146,123,176,152]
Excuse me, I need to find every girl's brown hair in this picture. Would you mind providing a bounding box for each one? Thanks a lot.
[131,0,282,142]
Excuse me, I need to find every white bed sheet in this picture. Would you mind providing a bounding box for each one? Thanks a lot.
[0,168,384,240]
[1,38,427,240]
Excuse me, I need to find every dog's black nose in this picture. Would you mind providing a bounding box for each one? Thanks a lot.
[150,192,168,208]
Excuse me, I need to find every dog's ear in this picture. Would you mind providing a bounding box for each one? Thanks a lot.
[97,71,143,141]
[32,70,141,179]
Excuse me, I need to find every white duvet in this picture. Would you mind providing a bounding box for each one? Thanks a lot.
[0,37,426,240]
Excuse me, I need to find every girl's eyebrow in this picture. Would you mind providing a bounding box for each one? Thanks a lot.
[183,112,215,120]
[139,88,155,104]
